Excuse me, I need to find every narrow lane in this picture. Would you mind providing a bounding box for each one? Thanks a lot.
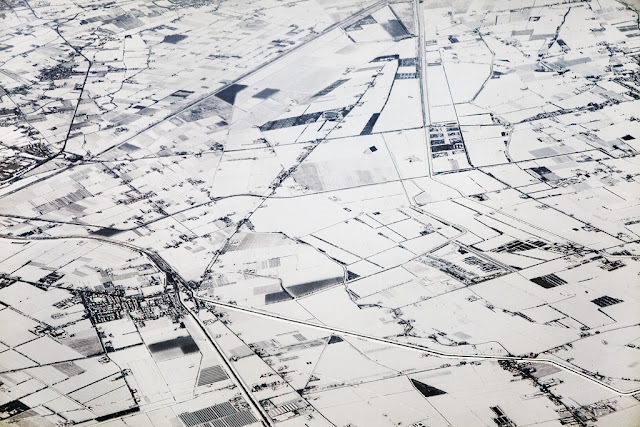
[194,295,640,397]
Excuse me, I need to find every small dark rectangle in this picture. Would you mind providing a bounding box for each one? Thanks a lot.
[382,20,409,40]
[197,365,229,386]
[92,227,122,237]
[287,277,342,297]
[162,34,187,44]
[265,290,293,304]
[215,84,247,105]
[260,112,322,131]
[494,239,546,253]
[119,143,140,152]
[253,88,279,99]
[95,407,140,422]
[171,89,194,98]
[621,134,635,141]
[360,113,380,135]
[490,406,505,416]
[431,143,456,153]
[591,295,623,308]
[148,336,199,355]
[531,274,566,289]
[53,361,85,377]
[179,403,238,426]
[528,166,553,180]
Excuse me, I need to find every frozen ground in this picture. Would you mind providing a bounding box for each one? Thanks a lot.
[0,0,639,426]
